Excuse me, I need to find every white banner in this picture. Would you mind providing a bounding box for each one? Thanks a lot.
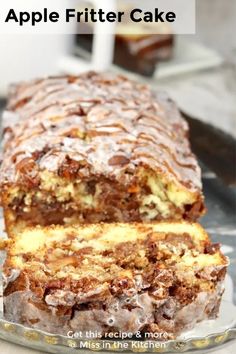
[0,0,196,34]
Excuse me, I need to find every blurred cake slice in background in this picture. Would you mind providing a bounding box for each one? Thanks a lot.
[77,31,174,77]
[76,2,174,76]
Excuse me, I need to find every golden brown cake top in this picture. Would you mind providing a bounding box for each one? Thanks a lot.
[0,71,201,193]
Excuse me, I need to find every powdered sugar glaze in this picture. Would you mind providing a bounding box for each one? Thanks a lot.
[0,72,201,191]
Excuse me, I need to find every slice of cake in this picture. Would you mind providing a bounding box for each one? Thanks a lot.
[3,221,227,338]
[76,4,174,76]
[77,31,174,77]
[0,72,205,236]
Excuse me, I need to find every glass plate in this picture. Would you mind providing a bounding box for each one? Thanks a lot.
[0,301,235,353]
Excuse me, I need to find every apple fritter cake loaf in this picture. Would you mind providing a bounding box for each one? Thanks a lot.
[3,221,227,338]
[0,72,205,236]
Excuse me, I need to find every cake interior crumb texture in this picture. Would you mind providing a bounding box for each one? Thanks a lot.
[3,221,227,338]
